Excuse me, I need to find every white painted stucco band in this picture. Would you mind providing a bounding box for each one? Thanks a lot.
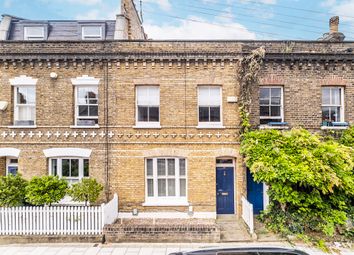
[43,148,92,158]
[0,148,20,158]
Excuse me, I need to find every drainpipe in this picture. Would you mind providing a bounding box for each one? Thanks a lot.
[104,60,110,202]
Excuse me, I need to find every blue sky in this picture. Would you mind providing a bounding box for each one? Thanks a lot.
[2,0,354,40]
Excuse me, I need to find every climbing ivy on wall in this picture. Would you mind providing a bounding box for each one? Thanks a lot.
[238,47,265,134]
[238,47,354,248]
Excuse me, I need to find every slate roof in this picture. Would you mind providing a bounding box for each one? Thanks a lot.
[3,15,116,41]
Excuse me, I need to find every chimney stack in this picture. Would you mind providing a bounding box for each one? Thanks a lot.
[318,16,345,42]
[330,16,339,34]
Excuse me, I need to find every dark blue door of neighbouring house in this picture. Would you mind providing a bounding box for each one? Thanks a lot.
[247,169,264,214]
[216,167,235,214]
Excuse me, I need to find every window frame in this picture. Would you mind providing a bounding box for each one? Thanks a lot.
[24,26,45,40]
[6,157,18,176]
[48,157,89,184]
[74,85,99,127]
[135,85,161,128]
[144,157,188,206]
[81,26,103,40]
[197,85,223,128]
[13,85,36,127]
[259,86,284,125]
[321,86,345,124]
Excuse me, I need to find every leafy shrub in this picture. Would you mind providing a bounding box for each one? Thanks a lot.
[340,125,354,147]
[25,176,68,206]
[68,178,103,206]
[0,174,27,207]
[241,128,354,238]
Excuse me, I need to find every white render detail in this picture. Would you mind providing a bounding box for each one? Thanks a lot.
[118,212,216,219]
[0,131,237,141]
[0,148,20,157]
[10,75,38,86]
[43,148,92,158]
[71,75,100,86]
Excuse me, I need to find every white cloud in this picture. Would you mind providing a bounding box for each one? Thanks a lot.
[240,0,277,4]
[3,0,13,8]
[144,0,171,11]
[325,0,354,24]
[321,0,336,7]
[76,7,118,20]
[144,15,256,40]
[66,0,102,5]
[39,0,102,6]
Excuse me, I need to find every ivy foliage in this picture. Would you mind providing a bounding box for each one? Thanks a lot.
[68,178,103,206]
[238,47,265,134]
[0,174,27,207]
[25,176,68,206]
[241,128,354,237]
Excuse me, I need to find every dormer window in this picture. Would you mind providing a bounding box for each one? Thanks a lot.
[24,26,45,40]
[82,26,102,40]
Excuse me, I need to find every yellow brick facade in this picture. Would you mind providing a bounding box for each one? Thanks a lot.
[0,52,245,218]
[1,40,353,219]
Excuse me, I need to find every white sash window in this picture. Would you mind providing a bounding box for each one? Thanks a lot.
[49,158,89,185]
[24,26,45,40]
[14,86,36,126]
[198,86,222,127]
[76,86,99,126]
[145,157,188,206]
[136,86,160,127]
[322,87,345,125]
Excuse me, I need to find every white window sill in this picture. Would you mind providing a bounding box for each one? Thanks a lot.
[321,126,349,130]
[143,198,189,207]
[133,124,161,129]
[70,125,100,129]
[197,124,225,129]
[259,125,289,130]
[8,125,37,129]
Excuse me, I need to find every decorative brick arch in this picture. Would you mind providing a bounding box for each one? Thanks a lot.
[321,76,349,86]
[260,75,285,85]
[213,148,239,158]
[71,75,100,86]
[142,148,190,158]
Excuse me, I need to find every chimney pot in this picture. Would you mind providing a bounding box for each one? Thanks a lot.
[330,16,339,33]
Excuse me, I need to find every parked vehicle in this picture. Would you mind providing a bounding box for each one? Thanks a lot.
[169,247,310,255]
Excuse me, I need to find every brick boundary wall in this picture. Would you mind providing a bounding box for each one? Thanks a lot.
[103,219,220,243]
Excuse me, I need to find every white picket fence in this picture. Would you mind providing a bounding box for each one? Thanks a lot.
[241,196,254,234]
[0,193,118,236]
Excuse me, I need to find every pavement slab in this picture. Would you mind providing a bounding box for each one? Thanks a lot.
[0,242,352,255]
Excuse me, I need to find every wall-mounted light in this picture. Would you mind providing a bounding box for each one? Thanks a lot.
[50,72,58,79]
[0,101,8,111]
[132,208,138,216]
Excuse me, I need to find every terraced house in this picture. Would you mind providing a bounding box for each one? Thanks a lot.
[0,0,353,240]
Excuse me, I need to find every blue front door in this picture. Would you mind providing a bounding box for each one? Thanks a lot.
[216,167,235,214]
[247,169,264,214]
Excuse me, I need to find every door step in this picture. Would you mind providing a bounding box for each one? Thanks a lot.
[216,217,254,242]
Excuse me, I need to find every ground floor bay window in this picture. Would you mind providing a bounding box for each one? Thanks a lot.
[49,158,89,184]
[144,157,188,206]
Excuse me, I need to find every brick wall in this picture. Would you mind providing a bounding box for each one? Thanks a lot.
[0,157,5,176]
[0,40,353,217]
[104,218,220,243]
